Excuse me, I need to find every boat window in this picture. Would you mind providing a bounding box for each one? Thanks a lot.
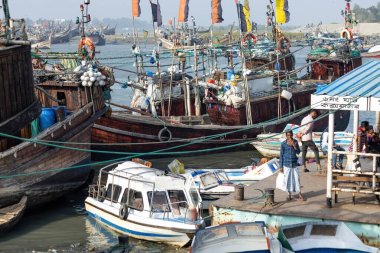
[168,190,187,215]
[121,189,144,211]
[235,224,264,236]
[190,184,200,206]
[200,226,229,243]
[283,225,306,239]
[200,173,219,188]
[147,191,170,212]
[310,225,337,236]
[105,184,122,202]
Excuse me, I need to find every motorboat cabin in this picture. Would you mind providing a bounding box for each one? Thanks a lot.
[85,161,204,247]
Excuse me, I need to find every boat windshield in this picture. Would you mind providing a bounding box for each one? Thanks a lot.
[235,224,264,236]
[199,173,219,189]
[147,191,170,212]
[189,181,201,207]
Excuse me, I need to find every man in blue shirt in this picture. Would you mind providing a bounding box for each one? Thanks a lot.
[279,130,306,201]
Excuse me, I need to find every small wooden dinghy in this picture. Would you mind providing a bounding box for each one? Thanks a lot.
[0,196,27,233]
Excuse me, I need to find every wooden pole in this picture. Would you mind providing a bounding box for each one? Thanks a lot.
[326,110,335,208]
[194,45,201,116]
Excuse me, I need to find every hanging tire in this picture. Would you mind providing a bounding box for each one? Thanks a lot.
[158,127,172,142]
[98,187,106,202]
[119,204,129,220]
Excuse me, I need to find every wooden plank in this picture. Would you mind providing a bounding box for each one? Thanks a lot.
[1,57,13,119]
[7,53,17,118]
[333,175,380,183]
[0,57,6,122]
[12,53,23,113]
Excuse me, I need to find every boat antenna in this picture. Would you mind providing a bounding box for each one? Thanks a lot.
[76,0,91,38]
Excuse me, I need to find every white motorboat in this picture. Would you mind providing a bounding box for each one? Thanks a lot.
[85,161,204,247]
[189,222,284,253]
[278,221,379,253]
[187,158,280,209]
[251,124,353,158]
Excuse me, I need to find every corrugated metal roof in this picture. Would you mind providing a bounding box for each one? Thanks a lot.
[315,60,380,98]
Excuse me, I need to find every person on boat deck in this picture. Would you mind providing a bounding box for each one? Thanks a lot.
[279,130,305,201]
[321,126,344,170]
[299,109,321,173]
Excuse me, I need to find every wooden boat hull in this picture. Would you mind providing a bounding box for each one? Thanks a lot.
[91,103,349,160]
[205,87,350,131]
[0,104,107,208]
[0,196,27,234]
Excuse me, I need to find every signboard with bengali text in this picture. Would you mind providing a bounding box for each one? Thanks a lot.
[310,95,368,111]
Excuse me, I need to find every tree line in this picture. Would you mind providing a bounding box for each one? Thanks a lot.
[353,2,380,23]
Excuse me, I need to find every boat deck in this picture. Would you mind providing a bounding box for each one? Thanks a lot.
[211,160,380,225]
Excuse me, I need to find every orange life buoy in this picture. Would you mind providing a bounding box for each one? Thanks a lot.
[340,29,353,39]
[242,33,257,48]
[277,36,291,54]
[78,37,95,59]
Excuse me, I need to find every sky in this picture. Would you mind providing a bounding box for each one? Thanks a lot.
[6,0,378,26]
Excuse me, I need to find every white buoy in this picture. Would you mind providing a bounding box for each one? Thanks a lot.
[90,77,96,82]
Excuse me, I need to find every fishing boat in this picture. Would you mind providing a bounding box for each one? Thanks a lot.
[0,1,112,220]
[189,222,284,253]
[102,24,117,36]
[88,31,106,46]
[85,161,204,247]
[278,221,379,253]
[251,124,353,159]
[31,34,52,50]
[362,45,380,58]
[0,196,27,234]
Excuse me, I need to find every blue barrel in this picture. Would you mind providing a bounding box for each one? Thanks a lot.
[39,108,56,130]
[227,68,234,80]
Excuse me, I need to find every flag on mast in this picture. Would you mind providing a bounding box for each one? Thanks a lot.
[211,0,224,24]
[276,0,290,24]
[178,0,190,22]
[150,0,163,27]
[235,0,252,32]
[132,0,141,17]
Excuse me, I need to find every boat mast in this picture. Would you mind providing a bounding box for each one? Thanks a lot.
[1,0,10,27]
[235,0,253,125]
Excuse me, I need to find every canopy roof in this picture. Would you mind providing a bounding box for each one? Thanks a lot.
[311,60,380,111]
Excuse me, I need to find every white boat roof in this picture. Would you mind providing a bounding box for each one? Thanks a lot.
[281,222,378,253]
[192,222,269,253]
[109,161,187,189]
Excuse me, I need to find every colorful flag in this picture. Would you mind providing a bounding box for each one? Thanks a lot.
[132,0,141,17]
[150,0,163,27]
[236,0,251,32]
[211,0,223,24]
[178,0,190,23]
[276,0,290,24]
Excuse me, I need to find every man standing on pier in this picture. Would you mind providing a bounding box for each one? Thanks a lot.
[299,109,321,173]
